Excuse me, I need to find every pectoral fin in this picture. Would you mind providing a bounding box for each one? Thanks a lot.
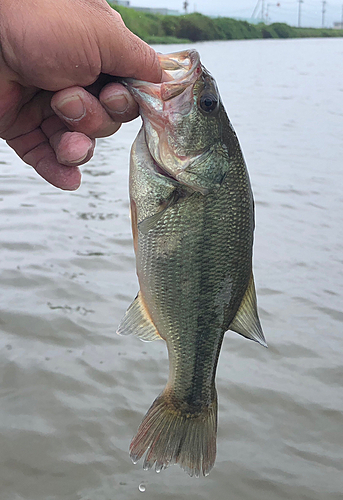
[138,189,180,234]
[229,275,267,347]
[117,292,163,342]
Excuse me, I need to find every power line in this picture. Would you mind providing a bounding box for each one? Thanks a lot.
[251,0,268,21]
[251,0,341,26]
[251,0,261,18]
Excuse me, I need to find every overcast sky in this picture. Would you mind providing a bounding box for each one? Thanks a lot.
[130,0,343,28]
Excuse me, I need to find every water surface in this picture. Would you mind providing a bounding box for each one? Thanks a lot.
[0,38,342,500]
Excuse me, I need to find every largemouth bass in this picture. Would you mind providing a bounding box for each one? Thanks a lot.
[118,50,266,477]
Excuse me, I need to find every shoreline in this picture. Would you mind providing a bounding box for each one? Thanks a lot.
[109,4,343,44]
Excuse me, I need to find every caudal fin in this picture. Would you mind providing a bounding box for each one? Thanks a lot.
[129,389,218,477]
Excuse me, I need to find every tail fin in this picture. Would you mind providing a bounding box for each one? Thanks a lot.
[129,389,218,477]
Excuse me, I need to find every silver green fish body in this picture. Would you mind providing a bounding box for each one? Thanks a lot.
[118,50,266,477]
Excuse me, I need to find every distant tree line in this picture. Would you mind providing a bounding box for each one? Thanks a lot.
[108,5,343,44]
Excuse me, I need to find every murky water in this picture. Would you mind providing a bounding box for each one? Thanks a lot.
[1,38,342,500]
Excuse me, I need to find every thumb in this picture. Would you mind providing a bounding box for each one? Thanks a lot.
[97,9,162,83]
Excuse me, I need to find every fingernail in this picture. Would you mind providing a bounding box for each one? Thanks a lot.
[103,94,129,113]
[68,151,89,164]
[68,181,81,191]
[54,95,85,120]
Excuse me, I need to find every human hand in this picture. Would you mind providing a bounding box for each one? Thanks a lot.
[0,0,162,189]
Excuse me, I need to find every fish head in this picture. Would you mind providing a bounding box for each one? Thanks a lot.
[124,50,230,194]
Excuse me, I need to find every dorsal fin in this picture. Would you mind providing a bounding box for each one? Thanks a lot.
[229,274,267,347]
[117,292,163,342]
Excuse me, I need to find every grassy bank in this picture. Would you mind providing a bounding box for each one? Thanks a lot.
[108,4,343,43]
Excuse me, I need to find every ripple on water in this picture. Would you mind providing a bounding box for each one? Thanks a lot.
[76,212,118,220]
[315,306,343,323]
[273,187,308,196]
[285,444,343,472]
[258,288,283,296]
[306,365,343,387]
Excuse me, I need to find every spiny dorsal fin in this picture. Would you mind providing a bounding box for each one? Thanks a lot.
[229,274,267,347]
[117,292,163,342]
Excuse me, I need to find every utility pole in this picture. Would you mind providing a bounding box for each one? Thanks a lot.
[341,4,343,28]
[183,1,189,14]
[261,0,265,21]
[322,1,327,27]
[298,0,304,27]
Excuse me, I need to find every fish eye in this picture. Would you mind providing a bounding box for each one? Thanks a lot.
[199,93,218,113]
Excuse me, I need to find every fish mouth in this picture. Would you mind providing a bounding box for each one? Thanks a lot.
[123,49,202,103]
[158,49,202,100]
[123,50,206,191]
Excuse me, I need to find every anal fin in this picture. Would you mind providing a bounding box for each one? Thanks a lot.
[229,274,267,347]
[117,292,163,342]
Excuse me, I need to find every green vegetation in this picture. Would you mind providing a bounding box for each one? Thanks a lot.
[108,4,343,43]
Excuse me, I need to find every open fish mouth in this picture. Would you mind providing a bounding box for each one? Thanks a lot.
[122,50,212,189]
[158,49,202,100]
[122,49,202,103]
